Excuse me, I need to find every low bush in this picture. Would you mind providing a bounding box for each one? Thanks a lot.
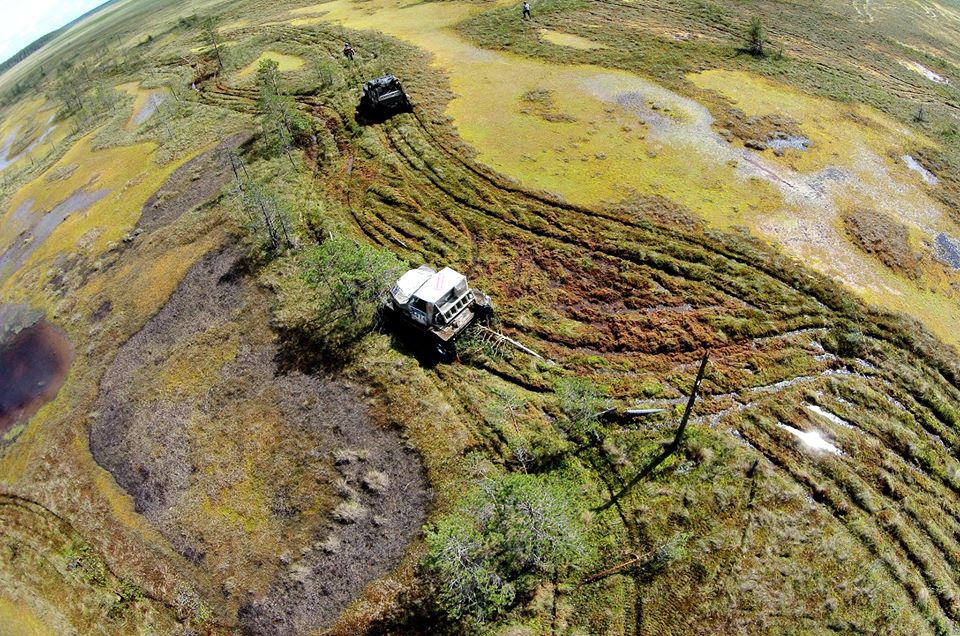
[268,233,406,362]
[424,473,594,627]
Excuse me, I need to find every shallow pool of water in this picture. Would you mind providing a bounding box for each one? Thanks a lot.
[805,404,855,430]
[766,135,810,151]
[0,114,57,172]
[0,188,109,282]
[936,233,960,269]
[903,154,938,185]
[901,60,950,85]
[0,129,18,169]
[778,422,843,455]
[131,93,166,126]
[0,309,73,439]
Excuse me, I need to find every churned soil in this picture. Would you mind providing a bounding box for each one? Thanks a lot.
[136,132,251,233]
[90,246,430,634]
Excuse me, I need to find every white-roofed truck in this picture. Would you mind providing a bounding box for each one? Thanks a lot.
[385,264,493,360]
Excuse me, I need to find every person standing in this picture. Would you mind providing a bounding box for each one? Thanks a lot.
[522,1,531,19]
[343,42,355,60]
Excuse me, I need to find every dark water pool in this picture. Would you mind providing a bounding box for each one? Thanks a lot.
[0,311,73,439]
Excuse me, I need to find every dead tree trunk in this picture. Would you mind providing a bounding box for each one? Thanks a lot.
[596,352,709,511]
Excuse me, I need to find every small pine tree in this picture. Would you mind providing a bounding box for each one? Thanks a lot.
[747,16,765,57]
[238,182,293,252]
[201,17,223,70]
[256,59,310,168]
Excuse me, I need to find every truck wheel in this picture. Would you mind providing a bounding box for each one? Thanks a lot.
[375,305,394,333]
[436,341,456,363]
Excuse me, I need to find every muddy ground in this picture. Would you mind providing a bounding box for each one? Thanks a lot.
[90,245,430,634]
[137,132,251,233]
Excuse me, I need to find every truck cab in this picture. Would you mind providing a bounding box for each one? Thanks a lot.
[387,265,492,352]
[357,75,411,119]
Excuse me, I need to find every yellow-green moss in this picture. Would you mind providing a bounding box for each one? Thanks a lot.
[0,134,209,303]
[237,51,306,79]
[0,596,57,636]
[316,0,781,217]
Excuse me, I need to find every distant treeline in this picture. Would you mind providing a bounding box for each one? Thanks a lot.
[0,0,123,75]
[0,31,64,76]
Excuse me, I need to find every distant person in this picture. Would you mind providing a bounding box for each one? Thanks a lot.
[343,42,355,60]
[522,1,531,19]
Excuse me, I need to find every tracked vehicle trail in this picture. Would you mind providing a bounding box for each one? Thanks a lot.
[192,21,960,632]
[364,110,960,633]
[0,493,184,633]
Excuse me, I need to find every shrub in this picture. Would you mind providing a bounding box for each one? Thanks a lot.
[828,327,866,359]
[269,234,405,359]
[425,513,516,624]
[424,473,593,626]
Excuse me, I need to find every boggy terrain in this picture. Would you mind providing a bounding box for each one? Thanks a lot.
[91,246,429,635]
[0,0,960,634]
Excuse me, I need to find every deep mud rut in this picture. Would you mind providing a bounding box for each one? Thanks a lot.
[90,246,430,635]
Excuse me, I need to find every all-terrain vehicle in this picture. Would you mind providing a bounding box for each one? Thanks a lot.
[384,265,493,359]
[357,75,411,121]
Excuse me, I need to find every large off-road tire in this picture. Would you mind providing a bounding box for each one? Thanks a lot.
[476,303,495,326]
[435,340,456,363]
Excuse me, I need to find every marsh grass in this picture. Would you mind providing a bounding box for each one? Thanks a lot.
[2,0,960,634]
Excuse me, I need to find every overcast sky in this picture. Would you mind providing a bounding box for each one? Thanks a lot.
[0,0,106,64]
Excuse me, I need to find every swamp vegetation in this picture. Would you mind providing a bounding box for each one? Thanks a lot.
[1,0,960,634]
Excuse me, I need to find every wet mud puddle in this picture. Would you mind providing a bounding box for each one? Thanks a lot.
[0,306,73,439]
[0,188,109,283]
[0,114,58,172]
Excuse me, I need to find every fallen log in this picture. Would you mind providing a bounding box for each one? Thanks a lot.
[477,325,553,364]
